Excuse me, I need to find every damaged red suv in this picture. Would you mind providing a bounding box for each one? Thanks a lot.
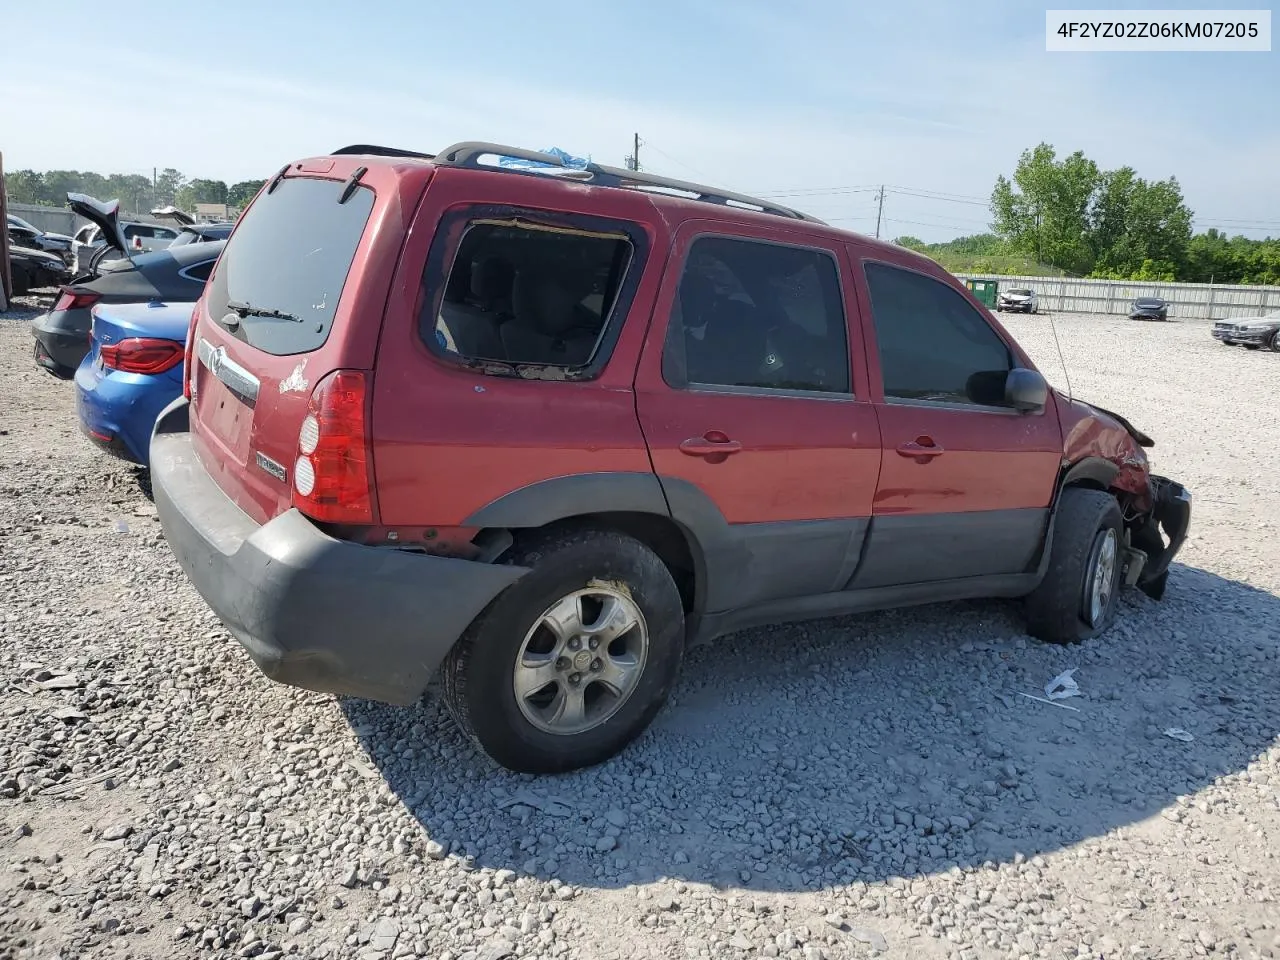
[151,142,1191,773]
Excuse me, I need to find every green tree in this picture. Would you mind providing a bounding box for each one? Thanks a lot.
[228,179,266,210]
[175,178,229,212]
[991,144,1100,275]
[1091,174,1192,278]
[894,235,927,251]
[154,168,186,207]
[3,170,46,204]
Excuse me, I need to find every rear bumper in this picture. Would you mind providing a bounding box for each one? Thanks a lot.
[31,310,91,378]
[149,399,528,706]
[75,360,181,466]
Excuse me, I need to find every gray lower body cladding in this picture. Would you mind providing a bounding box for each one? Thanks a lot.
[149,399,528,706]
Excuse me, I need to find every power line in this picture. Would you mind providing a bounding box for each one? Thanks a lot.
[883,216,994,233]
[759,186,880,199]
[639,141,718,183]
[885,184,990,202]
[886,187,991,207]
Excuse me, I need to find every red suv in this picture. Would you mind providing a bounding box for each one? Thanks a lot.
[151,142,1191,774]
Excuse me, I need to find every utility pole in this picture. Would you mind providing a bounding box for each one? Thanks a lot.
[625,133,642,171]
[153,167,158,207]
[874,186,885,239]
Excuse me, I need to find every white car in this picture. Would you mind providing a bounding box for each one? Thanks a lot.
[996,287,1039,314]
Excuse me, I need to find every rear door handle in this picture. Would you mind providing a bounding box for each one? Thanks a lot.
[679,433,743,459]
[896,437,944,461]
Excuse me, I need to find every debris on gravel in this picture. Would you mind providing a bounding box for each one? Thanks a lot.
[1,302,1278,959]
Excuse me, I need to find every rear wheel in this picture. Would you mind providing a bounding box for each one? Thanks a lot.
[1244,344,1262,350]
[440,528,685,773]
[1025,488,1125,644]
[1270,331,1280,353]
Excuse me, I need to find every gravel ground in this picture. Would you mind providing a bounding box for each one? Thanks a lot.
[1,295,1278,960]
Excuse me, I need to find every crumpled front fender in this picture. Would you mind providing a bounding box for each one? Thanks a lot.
[1058,395,1153,509]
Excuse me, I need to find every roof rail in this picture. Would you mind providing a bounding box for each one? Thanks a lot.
[433,141,825,224]
[331,144,436,160]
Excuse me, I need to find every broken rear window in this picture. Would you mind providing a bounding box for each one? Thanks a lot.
[422,214,637,373]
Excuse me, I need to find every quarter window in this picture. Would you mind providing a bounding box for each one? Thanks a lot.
[424,214,635,371]
[863,262,1014,406]
[664,236,850,394]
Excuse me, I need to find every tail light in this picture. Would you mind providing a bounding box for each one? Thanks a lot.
[53,287,102,316]
[182,303,200,400]
[99,338,185,375]
[292,370,374,524]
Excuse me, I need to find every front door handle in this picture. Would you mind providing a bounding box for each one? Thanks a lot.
[896,437,944,462]
[679,432,743,460]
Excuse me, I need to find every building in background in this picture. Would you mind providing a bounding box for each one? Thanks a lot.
[193,203,239,223]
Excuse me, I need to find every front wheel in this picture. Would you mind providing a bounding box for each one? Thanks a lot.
[440,528,685,773]
[1025,489,1125,644]
[1270,331,1280,353]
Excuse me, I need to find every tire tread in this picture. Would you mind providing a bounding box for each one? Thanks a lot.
[1026,488,1123,645]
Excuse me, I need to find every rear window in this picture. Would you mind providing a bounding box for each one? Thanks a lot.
[206,176,375,356]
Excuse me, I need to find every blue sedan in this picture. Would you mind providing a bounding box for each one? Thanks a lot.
[75,301,191,465]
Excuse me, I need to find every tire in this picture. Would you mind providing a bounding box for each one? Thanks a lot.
[1025,488,1125,644]
[440,527,685,773]
[1244,344,1261,351]
[1270,331,1280,353]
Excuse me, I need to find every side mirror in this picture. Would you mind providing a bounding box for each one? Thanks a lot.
[1005,367,1048,413]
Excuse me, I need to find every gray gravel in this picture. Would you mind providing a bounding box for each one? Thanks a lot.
[2,296,1278,960]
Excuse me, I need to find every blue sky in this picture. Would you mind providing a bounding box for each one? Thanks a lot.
[4,0,1277,242]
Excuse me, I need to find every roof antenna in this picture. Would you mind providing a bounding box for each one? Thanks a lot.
[1045,306,1074,401]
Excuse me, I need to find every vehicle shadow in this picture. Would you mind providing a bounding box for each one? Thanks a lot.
[340,561,1278,893]
[131,466,154,502]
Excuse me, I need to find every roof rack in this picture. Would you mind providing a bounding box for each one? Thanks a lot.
[432,141,825,225]
[331,144,436,160]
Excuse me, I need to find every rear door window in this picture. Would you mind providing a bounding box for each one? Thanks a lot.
[206,176,375,356]
[663,236,851,394]
[420,207,645,377]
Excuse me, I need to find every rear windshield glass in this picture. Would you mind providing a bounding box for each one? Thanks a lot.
[206,176,374,356]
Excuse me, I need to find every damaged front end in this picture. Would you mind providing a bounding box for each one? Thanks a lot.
[1122,475,1192,600]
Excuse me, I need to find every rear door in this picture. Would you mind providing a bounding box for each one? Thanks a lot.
[848,250,1062,588]
[634,222,881,613]
[189,162,421,525]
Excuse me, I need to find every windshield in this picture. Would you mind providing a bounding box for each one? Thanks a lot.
[8,215,39,233]
[1008,288,1032,296]
[205,176,374,356]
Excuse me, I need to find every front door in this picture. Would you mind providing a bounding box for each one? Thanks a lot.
[848,253,1063,588]
[634,224,882,614]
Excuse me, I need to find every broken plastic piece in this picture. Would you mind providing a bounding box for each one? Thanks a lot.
[1044,668,1081,701]
[1163,727,1195,742]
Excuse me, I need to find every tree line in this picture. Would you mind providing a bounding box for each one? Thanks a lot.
[896,143,1279,286]
[4,168,267,217]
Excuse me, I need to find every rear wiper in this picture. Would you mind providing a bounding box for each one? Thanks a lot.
[224,299,301,323]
